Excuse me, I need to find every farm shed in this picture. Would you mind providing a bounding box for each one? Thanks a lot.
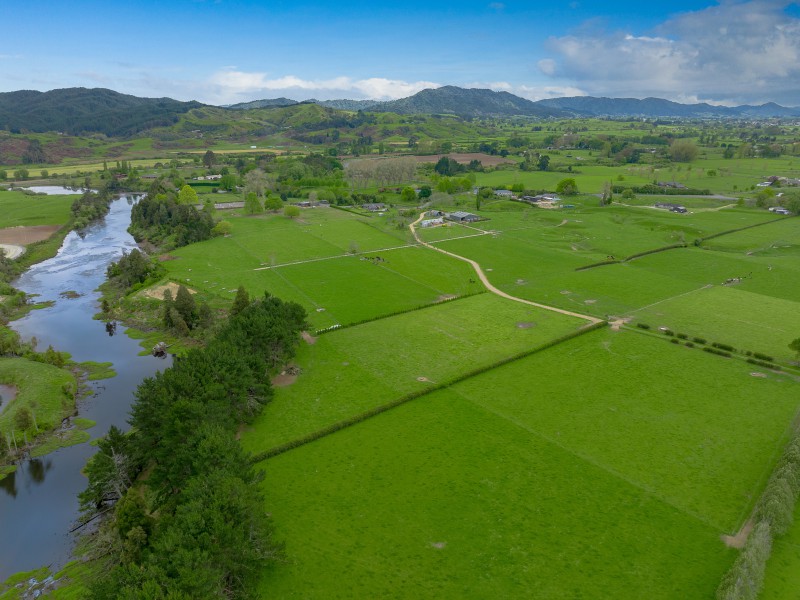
[447,211,481,223]
[655,202,687,213]
[362,203,386,212]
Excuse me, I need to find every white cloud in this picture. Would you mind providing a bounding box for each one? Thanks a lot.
[205,70,440,103]
[537,59,556,76]
[540,0,800,105]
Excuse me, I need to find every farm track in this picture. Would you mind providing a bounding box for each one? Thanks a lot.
[409,213,603,326]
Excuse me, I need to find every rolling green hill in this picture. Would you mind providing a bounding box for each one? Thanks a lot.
[0,87,203,136]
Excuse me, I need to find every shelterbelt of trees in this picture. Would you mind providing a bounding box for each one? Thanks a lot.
[80,292,308,599]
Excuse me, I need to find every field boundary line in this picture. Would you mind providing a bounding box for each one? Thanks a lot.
[254,243,419,270]
[314,291,487,335]
[409,213,603,325]
[251,321,607,463]
[697,214,793,243]
[459,392,728,532]
[628,283,714,314]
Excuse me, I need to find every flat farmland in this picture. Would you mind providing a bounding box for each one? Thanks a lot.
[240,292,587,451]
[0,190,75,228]
[162,209,483,328]
[762,505,800,599]
[250,329,800,598]
[632,285,800,360]
[139,199,800,598]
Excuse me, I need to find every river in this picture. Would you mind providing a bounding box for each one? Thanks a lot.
[0,193,171,579]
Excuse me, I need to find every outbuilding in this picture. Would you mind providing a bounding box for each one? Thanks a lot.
[447,211,481,223]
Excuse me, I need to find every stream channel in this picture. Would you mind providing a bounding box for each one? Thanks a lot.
[0,190,172,579]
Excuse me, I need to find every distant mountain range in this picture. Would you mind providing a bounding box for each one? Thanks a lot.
[1,87,799,139]
[231,86,800,119]
[536,96,800,118]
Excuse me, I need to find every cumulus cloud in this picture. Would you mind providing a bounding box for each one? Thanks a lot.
[539,0,800,105]
[205,70,440,103]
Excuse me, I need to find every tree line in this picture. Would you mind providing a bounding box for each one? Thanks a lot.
[129,178,214,249]
[81,291,308,599]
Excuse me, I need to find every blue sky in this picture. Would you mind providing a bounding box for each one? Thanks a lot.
[2,1,800,105]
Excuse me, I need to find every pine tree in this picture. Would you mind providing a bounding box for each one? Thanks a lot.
[174,285,197,329]
[162,289,174,328]
[230,285,250,317]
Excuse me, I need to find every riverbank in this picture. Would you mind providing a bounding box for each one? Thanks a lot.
[0,195,173,579]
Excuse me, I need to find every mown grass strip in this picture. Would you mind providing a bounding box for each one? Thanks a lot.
[251,320,607,463]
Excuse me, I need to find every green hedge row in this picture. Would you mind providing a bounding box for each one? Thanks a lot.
[612,184,711,195]
[624,243,687,262]
[252,321,607,463]
[698,217,788,244]
[746,358,781,371]
[575,259,620,271]
[575,243,686,271]
[717,434,800,599]
[314,291,487,336]
[331,204,372,217]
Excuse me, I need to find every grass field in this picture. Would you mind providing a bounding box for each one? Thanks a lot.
[130,189,800,597]
[0,190,76,228]
[762,504,800,599]
[162,209,483,328]
[632,285,800,360]
[240,293,586,451]
[0,358,76,436]
[251,329,799,598]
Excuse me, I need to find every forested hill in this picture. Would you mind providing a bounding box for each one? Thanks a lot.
[369,86,569,118]
[0,88,203,136]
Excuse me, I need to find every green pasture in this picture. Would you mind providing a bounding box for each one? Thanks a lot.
[161,210,487,328]
[0,358,76,437]
[762,504,800,599]
[630,245,800,303]
[0,190,75,228]
[258,389,730,599]
[454,329,800,532]
[240,293,586,451]
[631,285,800,361]
[255,329,799,598]
[701,215,800,256]
[504,262,701,318]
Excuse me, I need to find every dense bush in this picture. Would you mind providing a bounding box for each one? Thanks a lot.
[129,179,214,249]
[82,293,308,599]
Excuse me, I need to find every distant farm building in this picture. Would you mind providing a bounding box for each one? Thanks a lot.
[494,189,514,198]
[362,203,386,212]
[656,181,688,189]
[521,193,560,204]
[447,211,482,223]
[420,218,445,228]
[655,202,688,213]
[195,174,222,181]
